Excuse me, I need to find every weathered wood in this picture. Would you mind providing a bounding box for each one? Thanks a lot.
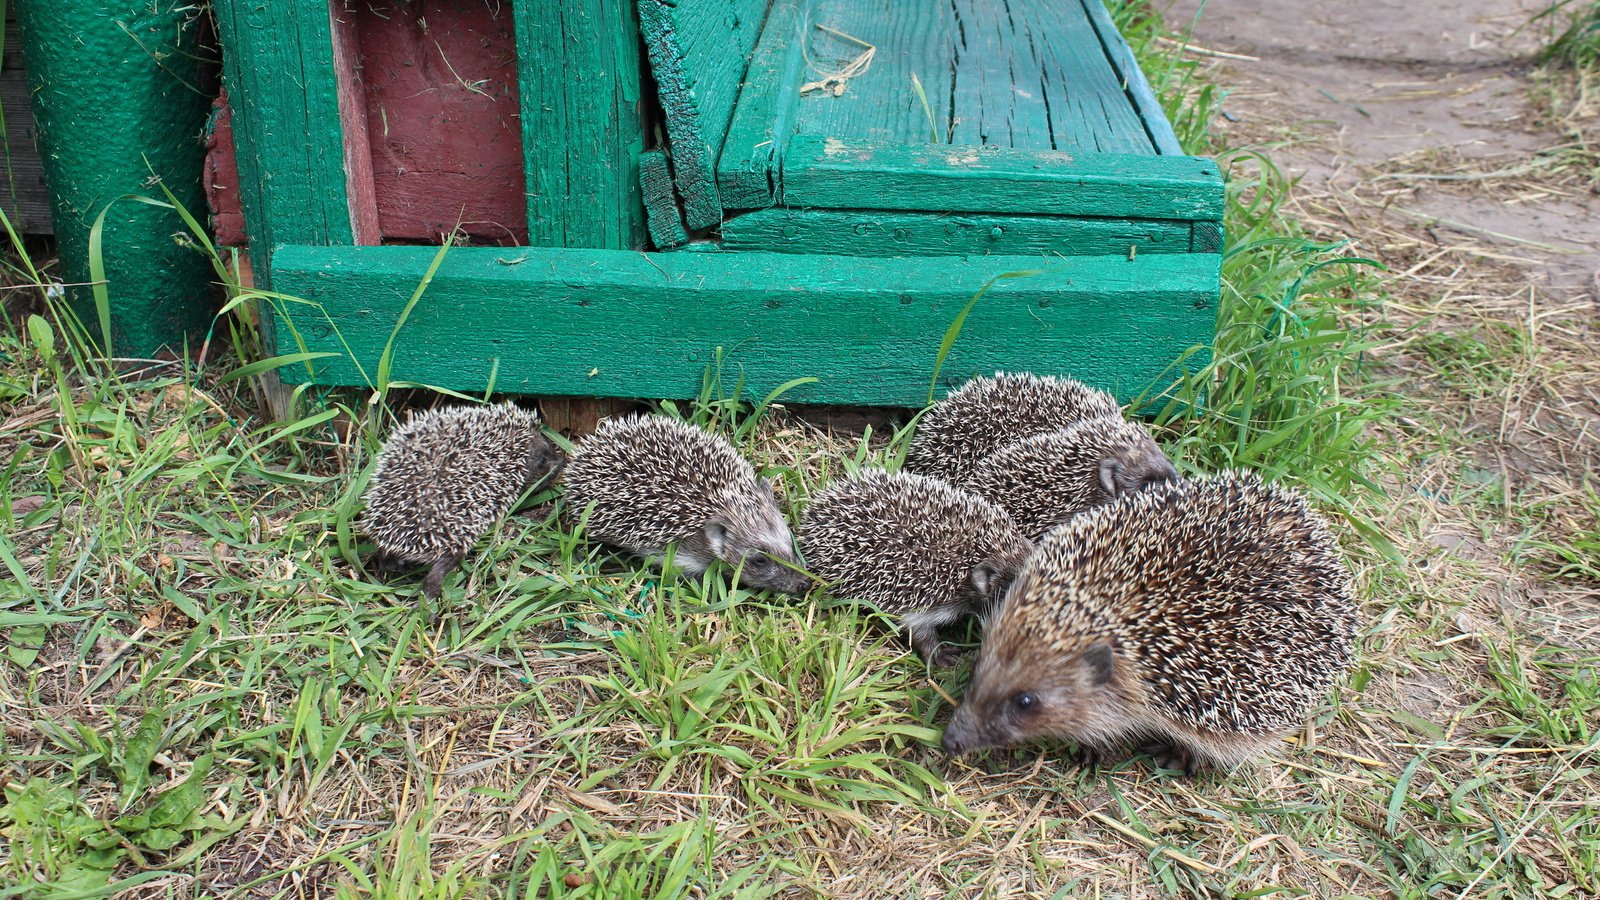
[213,0,355,266]
[715,0,807,210]
[268,244,1218,406]
[513,0,647,250]
[204,92,246,246]
[780,136,1222,221]
[639,150,689,249]
[329,4,380,246]
[793,0,1152,154]
[345,0,526,244]
[1192,221,1225,254]
[638,0,768,229]
[1079,0,1184,155]
[719,208,1194,257]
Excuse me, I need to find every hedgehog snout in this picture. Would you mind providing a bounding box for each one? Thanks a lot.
[941,704,1005,756]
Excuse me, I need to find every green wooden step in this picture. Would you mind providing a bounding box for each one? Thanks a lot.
[713,0,1208,219]
[268,244,1217,406]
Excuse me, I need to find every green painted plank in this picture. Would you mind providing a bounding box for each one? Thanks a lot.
[747,0,1155,155]
[638,0,768,229]
[715,0,808,209]
[942,0,1151,153]
[720,208,1193,257]
[1079,0,1184,155]
[639,150,690,249]
[514,0,648,249]
[268,245,1217,407]
[1192,221,1225,253]
[780,136,1222,220]
[788,0,957,145]
[212,1,354,266]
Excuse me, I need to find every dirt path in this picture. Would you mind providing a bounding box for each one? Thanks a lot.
[1169,0,1598,290]
[1167,0,1600,650]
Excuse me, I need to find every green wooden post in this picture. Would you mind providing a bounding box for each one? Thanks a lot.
[514,0,648,250]
[14,0,215,357]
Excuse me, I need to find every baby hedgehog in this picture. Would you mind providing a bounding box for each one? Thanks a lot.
[965,415,1179,541]
[800,470,1034,666]
[942,472,1357,774]
[361,402,562,598]
[562,414,809,594]
[904,371,1121,484]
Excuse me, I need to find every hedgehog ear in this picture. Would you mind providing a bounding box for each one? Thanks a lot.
[759,476,778,498]
[704,519,729,556]
[1098,458,1125,496]
[969,560,1000,597]
[1081,642,1115,686]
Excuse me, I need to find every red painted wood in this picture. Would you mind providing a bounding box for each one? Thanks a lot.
[204,91,247,247]
[331,1,381,245]
[347,0,527,245]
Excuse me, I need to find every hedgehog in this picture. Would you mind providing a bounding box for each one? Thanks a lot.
[904,372,1121,485]
[940,471,1358,774]
[361,401,563,599]
[561,414,809,594]
[964,415,1180,541]
[799,470,1034,666]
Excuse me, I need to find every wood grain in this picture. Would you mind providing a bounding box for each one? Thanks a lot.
[779,136,1223,220]
[640,149,689,249]
[343,0,525,244]
[213,0,357,263]
[513,0,647,250]
[638,0,768,229]
[719,207,1194,257]
[715,0,808,210]
[268,244,1218,407]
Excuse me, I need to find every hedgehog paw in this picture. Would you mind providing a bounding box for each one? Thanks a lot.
[1140,741,1198,776]
[1074,744,1106,770]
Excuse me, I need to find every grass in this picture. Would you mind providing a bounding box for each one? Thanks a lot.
[2,1,1598,897]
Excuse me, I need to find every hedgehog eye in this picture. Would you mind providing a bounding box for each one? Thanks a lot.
[1012,692,1039,714]
[747,555,775,573]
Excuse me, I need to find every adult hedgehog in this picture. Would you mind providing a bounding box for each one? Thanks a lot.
[941,472,1358,773]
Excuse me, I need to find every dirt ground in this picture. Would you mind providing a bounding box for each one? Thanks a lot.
[1167,0,1600,642]
[1169,0,1597,286]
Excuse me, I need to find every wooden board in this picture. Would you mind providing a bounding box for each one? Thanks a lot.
[267,244,1218,406]
[639,149,689,249]
[638,0,768,230]
[714,0,1213,216]
[715,0,808,209]
[340,0,525,245]
[719,208,1197,257]
[791,0,1151,153]
[213,0,359,269]
[513,0,648,250]
[779,136,1222,220]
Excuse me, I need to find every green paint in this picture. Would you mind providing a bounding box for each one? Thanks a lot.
[639,150,689,249]
[212,0,355,271]
[715,0,807,209]
[514,0,647,249]
[1079,0,1184,155]
[719,208,1195,257]
[268,244,1218,407]
[16,0,215,356]
[779,136,1223,220]
[795,0,1152,154]
[638,0,768,229]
